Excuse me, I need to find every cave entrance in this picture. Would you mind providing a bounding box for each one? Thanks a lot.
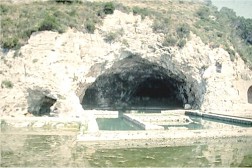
[82,56,188,110]
[27,89,57,116]
[130,77,183,108]
[248,86,252,104]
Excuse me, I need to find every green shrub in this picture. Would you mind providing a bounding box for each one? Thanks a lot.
[177,39,186,48]
[1,80,13,89]
[235,17,252,44]
[103,2,115,14]
[1,119,8,132]
[2,37,19,49]
[104,32,117,43]
[23,28,38,39]
[227,47,236,61]
[1,17,13,27]
[196,6,210,20]
[0,1,133,49]
[219,7,237,22]
[38,14,63,33]
[223,43,236,61]
[132,6,150,19]
[85,21,95,33]
[55,0,71,3]
[176,23,190,38]
[67,9,77,17]
[193,4,251,65]
[0,4,9,14]
[114,3,131,14]
[216,31,223,37]
[0,1,110,49]
[55,0,81,4]
[97,9,106,18]
[152,18,170,34]
[162,35,177,47]
[104,29,124,43]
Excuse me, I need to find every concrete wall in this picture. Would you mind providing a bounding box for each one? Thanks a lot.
[233,80,252,104]
[231,80,252,115]
[248,86,252,103]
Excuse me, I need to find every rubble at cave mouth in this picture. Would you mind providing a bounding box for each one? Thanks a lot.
[82,56,193,110]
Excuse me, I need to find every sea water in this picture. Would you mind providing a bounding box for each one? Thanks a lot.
[1,133,252,167]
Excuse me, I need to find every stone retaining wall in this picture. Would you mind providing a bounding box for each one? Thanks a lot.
[185,111,252,125]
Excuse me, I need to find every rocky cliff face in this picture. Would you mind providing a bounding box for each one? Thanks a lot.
[1,10,251,127]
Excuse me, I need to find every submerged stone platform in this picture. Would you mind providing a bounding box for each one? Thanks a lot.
[122,112,193,130]
[77,109,252,148]
[77,128,252,149]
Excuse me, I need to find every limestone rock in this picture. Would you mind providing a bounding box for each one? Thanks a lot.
[184,104,192,110]
[1,10,252,129]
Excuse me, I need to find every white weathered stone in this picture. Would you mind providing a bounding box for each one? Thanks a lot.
[184,104,192,110]
[0,10,252,128]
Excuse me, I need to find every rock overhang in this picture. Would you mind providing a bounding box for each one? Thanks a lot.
[82,55,198,110]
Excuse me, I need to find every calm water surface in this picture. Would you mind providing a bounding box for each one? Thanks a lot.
[1,133,252,167]
[96,116,250,131]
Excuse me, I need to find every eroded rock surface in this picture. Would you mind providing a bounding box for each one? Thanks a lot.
[1,10,252,129]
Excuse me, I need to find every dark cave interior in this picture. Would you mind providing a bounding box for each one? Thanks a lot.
[82,56,188,110]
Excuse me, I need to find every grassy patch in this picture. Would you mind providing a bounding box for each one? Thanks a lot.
[0,1,120,49]
[0,1,198,51]
[1,80,14,89]
[1,0,251,68]
[103,2,115,14]
[152,17,170,34]
[176,23,190,39]
[38,13,64,33]
[1,119,8,132]
[132,6,152,19]
[162,35,177,47]
[104,29,124,43]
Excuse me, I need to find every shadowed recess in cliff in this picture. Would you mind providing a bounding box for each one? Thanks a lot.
[27,89,57,116]
[248,86,252,104]
[82,55,193,110]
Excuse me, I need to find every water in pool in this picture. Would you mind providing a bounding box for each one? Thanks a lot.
[96,118,143,130]
[1,134,252,167]
[96,115,251,131]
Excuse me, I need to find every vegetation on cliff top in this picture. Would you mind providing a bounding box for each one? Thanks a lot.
[193,4,252,66]
[0,1,120,48]
[0,0,251,67]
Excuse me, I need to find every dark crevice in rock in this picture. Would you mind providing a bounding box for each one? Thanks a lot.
[215,61,222,73]
[38,96,57,116]
[82,55,194,110]
[248,86,252,104]
[27,89,57,116]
